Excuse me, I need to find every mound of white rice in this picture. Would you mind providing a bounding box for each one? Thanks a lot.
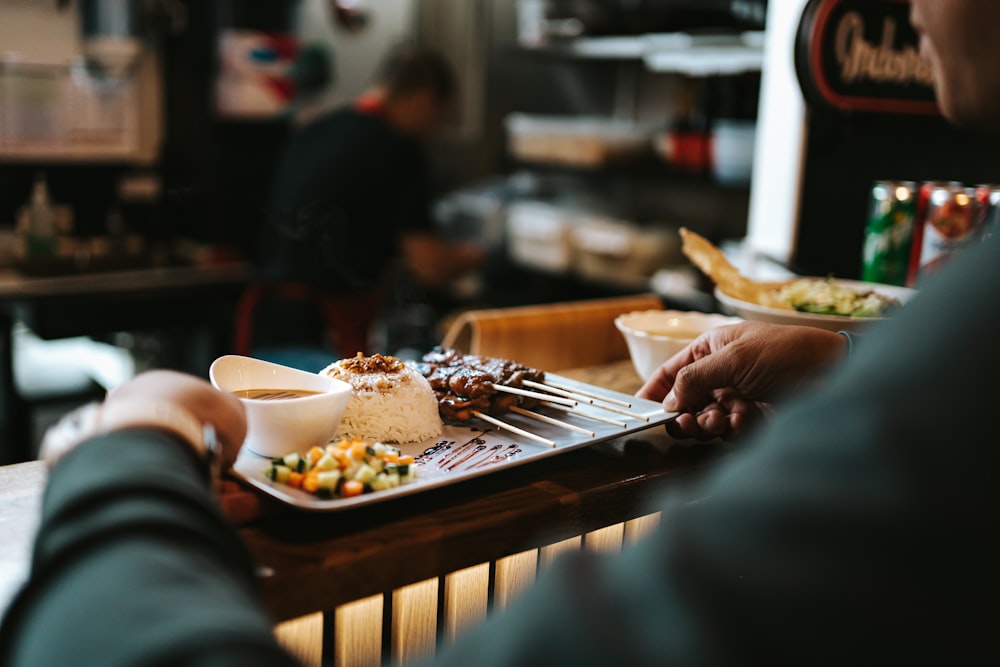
[320,353,442,443]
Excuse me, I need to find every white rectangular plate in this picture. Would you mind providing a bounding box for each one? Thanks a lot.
[231,374,676,511]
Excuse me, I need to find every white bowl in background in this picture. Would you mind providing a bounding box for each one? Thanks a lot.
[209,355,352,458]
[615,310,742,381]
[714,278,916,333]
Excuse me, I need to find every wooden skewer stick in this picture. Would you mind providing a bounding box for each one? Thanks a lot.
[540,379,633,408]
[540,401,628,428]
[588,401,650,422]
[538,384,649,421]
[509,406,596,437]
[522,379,594,404]
[472,410,557,447]
[491,384,577,407]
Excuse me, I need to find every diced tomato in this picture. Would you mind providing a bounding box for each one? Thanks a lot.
[349,439,367,459]
[302,471,320,493]
[266,439,416,499]
[341,479,364,497]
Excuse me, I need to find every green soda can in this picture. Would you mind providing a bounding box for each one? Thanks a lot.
[861,180,917,286]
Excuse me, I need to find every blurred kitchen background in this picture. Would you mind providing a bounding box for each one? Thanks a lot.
[6,0,1000,462]
[0,1,766,283]
[34,0,994,457]
[0,0,765,415]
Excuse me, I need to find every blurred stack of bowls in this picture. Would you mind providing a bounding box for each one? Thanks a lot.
[506,202,681,288]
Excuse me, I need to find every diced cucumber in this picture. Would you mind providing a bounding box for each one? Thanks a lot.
[354,463,377,485]
[315,454,339,471]
[283,452,306,472]
[264,464,292,484]
[317,470,341,490]
[266,442,419,496]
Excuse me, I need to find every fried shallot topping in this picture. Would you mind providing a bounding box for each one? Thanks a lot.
[340,352,406,375]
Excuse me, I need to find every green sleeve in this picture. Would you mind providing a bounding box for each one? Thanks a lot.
[0,429,299,667]
[429,236,1000,665]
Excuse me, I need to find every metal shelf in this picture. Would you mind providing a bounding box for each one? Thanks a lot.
[516,32,764,76]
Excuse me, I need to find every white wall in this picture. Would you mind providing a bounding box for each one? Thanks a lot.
[745,0,809,266]
[296,0,417,119]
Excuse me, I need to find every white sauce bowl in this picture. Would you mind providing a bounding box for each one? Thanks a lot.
[615,310,742,381]
[210,355,352,458]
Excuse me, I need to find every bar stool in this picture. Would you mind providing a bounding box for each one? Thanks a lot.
[440,293,663,371]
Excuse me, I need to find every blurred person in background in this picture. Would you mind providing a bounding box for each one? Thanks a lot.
[257,45,485,358]
[2,1,999,665]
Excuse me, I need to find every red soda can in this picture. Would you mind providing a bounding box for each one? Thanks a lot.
[907,180,960,285]
[910,183,982,283]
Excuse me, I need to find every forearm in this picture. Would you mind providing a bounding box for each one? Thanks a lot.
[402,235,486,287]
[0,430,297,667]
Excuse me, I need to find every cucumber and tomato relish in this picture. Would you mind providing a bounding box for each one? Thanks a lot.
[263,438,417,499]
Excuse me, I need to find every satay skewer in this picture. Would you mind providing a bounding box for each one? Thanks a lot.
[540,401,628,428]
[587,401,650,422]
[524,378,647,420]
[509,406,596,437]
[527,384,647,421]
[490,384,577,407]
[471,410,557,447]
[522,379,594,404]
[538,379,633,408]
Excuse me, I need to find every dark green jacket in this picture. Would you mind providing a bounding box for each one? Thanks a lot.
[0,432,297,667]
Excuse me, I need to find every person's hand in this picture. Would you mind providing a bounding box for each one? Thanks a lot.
[217,479,278,524]
[637,322,848,441]
[106,371,276,524]
[402,233,487,288]
[105,370,247,470]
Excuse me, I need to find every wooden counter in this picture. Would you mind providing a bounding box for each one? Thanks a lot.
[0,360,727,667]
[244,362,690,618]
